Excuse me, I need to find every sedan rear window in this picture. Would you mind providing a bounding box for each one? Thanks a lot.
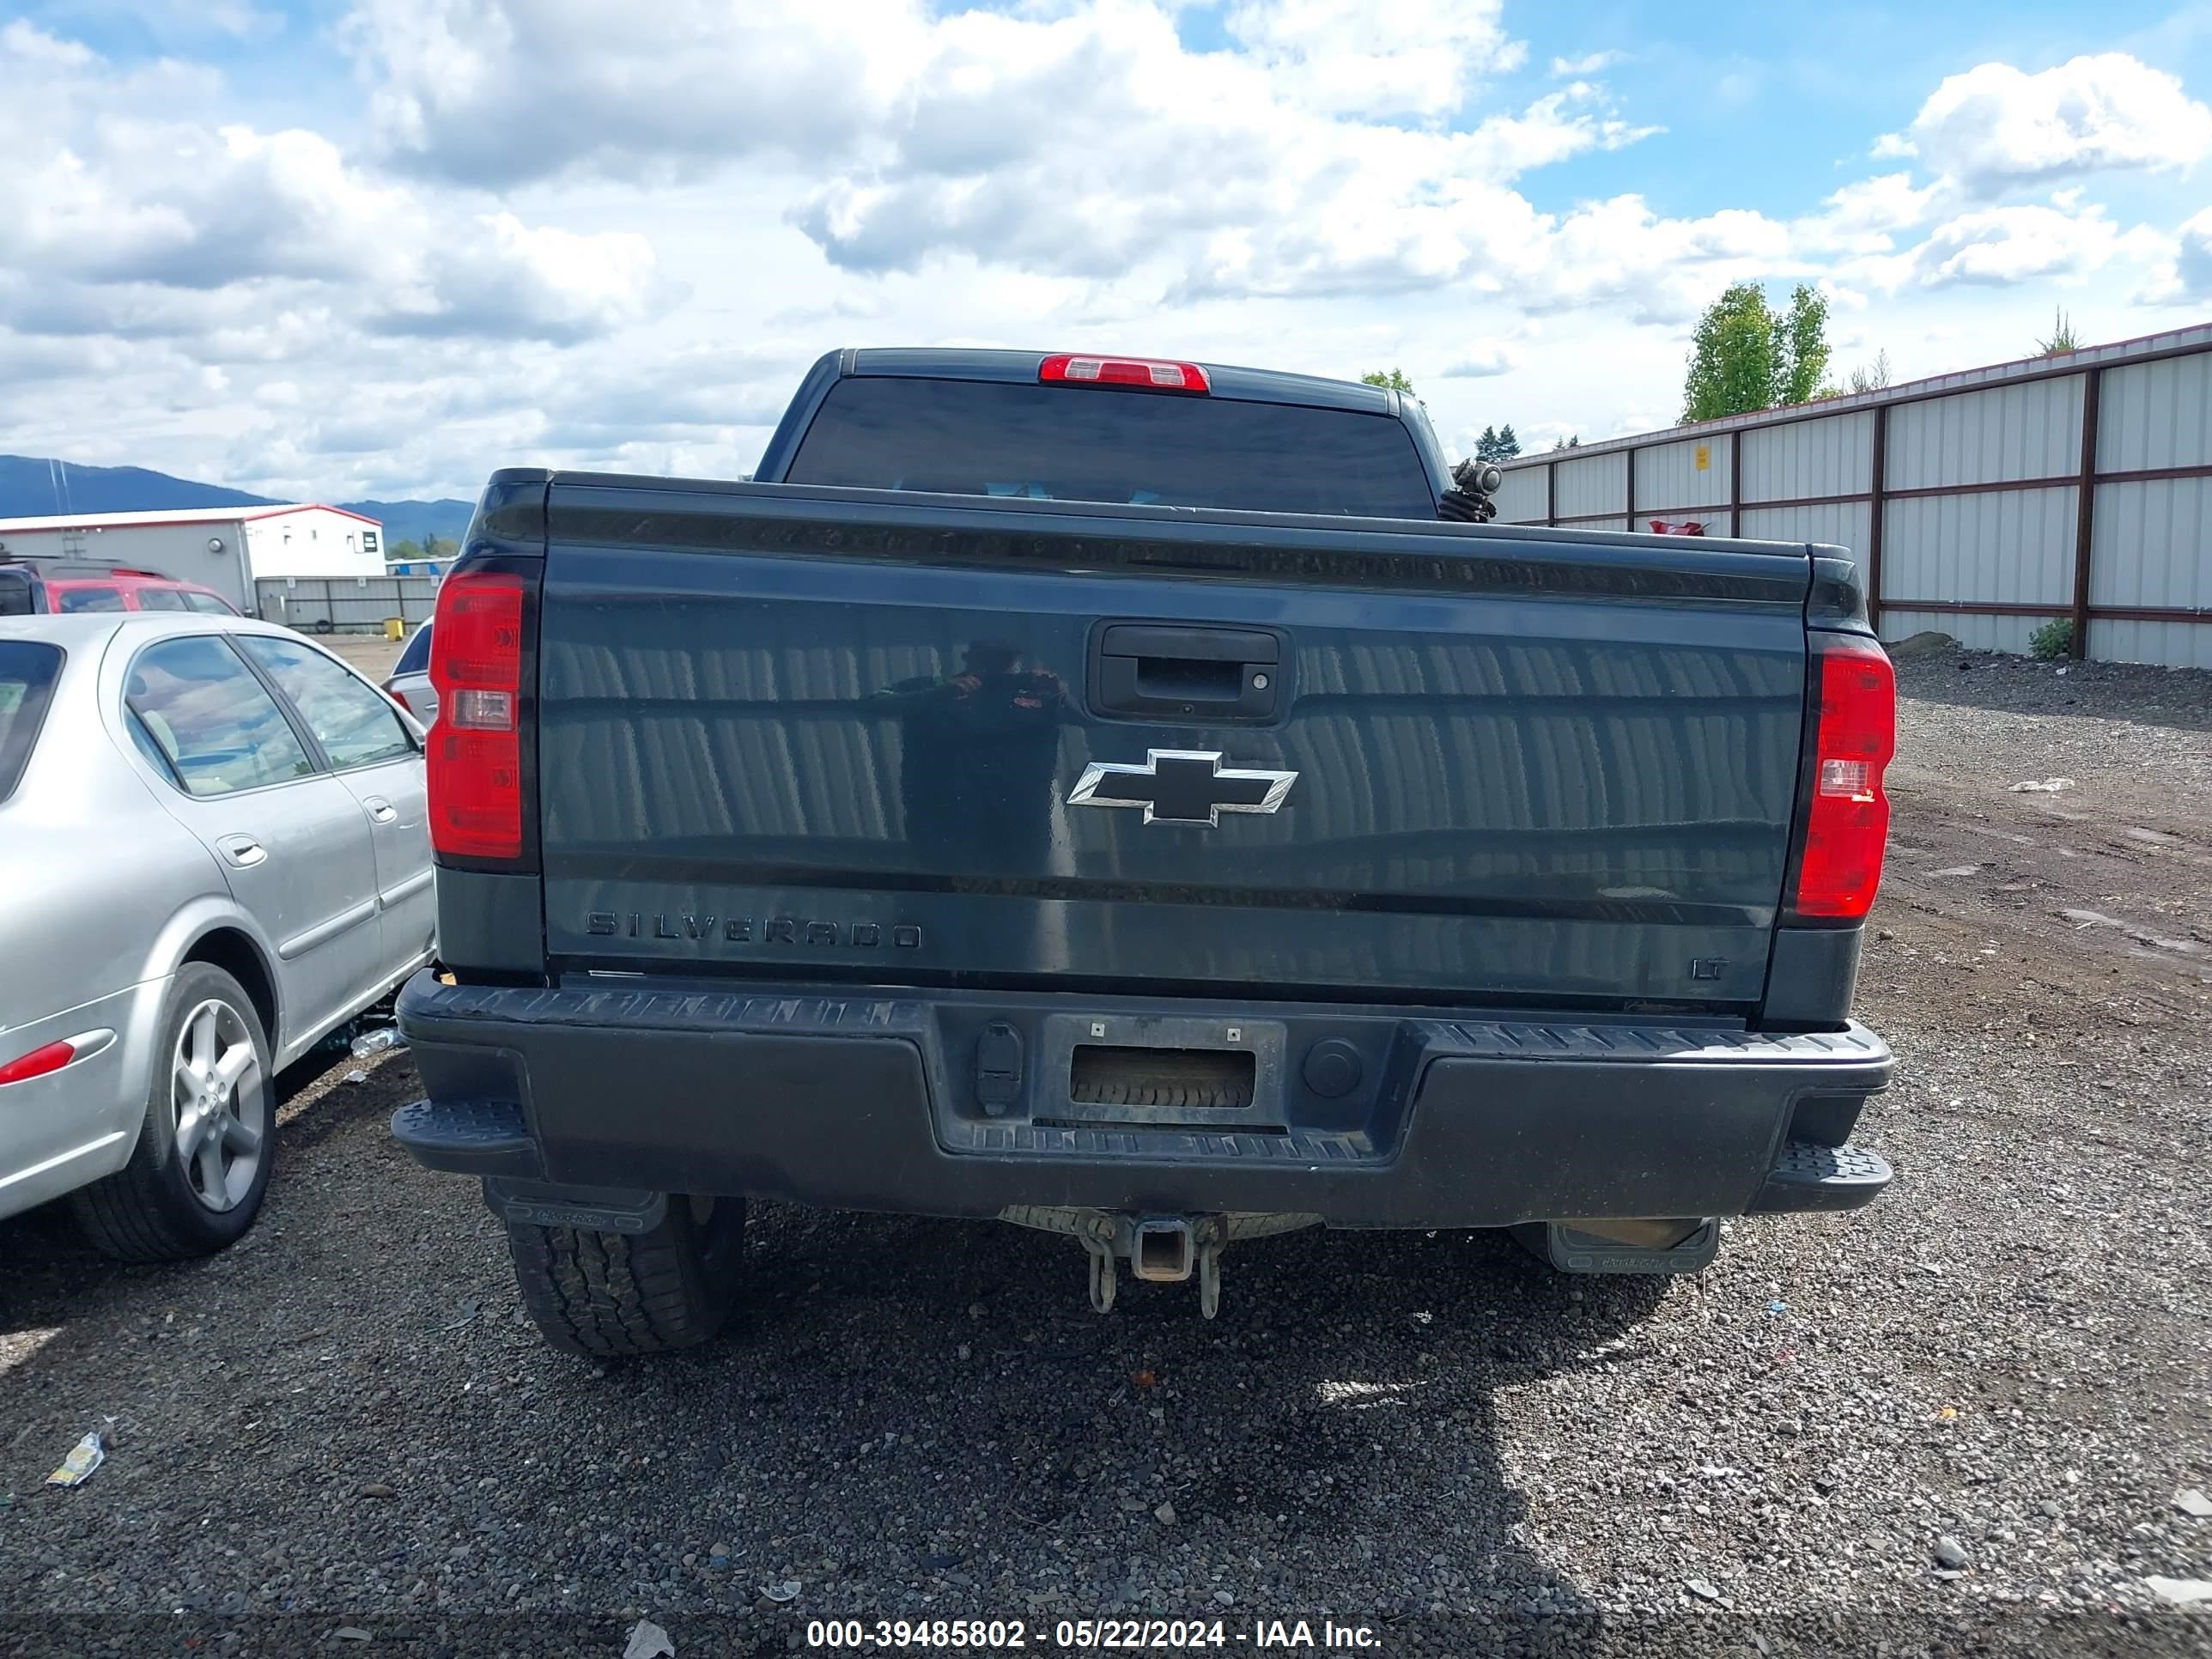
[125,636,315,797]
[786,378,1437,519]
[55,585,126,612]
[0,641,63,803]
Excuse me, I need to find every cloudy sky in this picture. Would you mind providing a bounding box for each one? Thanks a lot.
[4,0,2210,503]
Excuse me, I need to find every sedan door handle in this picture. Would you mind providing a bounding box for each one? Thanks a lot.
[216,835,267,868]
[362,797,398,824]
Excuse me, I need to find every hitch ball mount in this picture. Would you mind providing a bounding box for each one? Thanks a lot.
[998,1207,1322,1319]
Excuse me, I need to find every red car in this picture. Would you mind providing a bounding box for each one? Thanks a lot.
[0,556,240,617]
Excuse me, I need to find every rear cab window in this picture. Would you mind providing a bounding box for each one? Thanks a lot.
[134,587,190,611]
[0,641,64,802]
[183,591,239,616]
[785,378,1438,519]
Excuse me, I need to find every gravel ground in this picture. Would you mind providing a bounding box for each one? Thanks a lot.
[2,653,2209,1659]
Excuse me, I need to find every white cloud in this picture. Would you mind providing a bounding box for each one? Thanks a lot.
[345,0,1651,303]
[1222,0,1527,117]
[2173,209,2212,300]
[1439,337,1523,377]
[0,22,665,347]
[1796,173,1941,254]
[370,213,667,343]
[1906,204,2135,288]
[1884,53,2212,197]
[0,11,2203,501]
[1549,51,1620,76]
[2139,206,2212,304]
[345,0,932,185]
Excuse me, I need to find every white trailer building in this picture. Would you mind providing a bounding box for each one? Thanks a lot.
[0,504,384,616]
[1492,320,2212,670]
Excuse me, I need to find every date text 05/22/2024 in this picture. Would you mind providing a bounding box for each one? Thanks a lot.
[804,1619,1382,1650]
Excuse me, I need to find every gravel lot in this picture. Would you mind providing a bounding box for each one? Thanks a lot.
[3,647,2209,1658]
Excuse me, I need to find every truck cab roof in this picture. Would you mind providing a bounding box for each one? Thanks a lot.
[843,348,1395,414]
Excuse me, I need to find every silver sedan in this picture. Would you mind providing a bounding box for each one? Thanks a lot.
[0,612,434,1258]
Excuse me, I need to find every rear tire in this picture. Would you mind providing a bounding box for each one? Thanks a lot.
[72,963,275,1261]
[505,1196,746,1357]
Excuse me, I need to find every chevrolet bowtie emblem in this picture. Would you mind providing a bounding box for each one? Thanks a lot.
[1067,749,1297,827]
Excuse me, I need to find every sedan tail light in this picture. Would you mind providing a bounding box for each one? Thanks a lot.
[0,1030,113,1086]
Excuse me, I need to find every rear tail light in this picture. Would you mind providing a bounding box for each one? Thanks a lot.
[428,569,527,860]
[1040,354,1211,395]
[1790,635,1896,921]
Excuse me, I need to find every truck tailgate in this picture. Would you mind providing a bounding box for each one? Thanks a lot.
[533,483,1812,1008]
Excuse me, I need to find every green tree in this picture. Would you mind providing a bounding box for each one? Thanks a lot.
[1361,368,1416,397]
[385,537,422,563]
[1682,283,1777,422]
[1681,282,1832,422]
[1550,434,1581,451]
[420,534,456,560]
[1473,424,1523,463]
[1778,285,1831,406]
[2038,308,2080,356]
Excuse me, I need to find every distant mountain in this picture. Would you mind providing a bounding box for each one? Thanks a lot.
[0,454,473,552]
[339,499,476,549]
[0,453,276,515]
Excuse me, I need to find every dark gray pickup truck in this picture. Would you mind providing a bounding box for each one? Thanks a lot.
[392,348,1897,1357]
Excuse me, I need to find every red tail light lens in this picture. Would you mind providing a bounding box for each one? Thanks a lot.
[428,571,526,860]
[1792,635,1896,921]
[0,1040,77,1086]
[1040,354,1211,394]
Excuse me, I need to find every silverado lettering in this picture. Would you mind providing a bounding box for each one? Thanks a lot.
[586,911,921,948]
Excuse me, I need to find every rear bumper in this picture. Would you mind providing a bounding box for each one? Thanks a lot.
[391,971,1894,1230]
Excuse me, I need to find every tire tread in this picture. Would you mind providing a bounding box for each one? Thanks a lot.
[506,1201,743,1357]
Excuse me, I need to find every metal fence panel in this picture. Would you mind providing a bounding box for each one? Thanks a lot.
[1737,502,1872,567]
[1554,453,1627,519]
[2098,353,2212,472]
[1879,607,2035,654]
[1483,327,2212,667]
[2092,477,2212,612]
[1886,379,2083,489]
[1883,487,2077,607]
[1634,437,1731,514]
[2092,619,2212,671]
[1492,466,1548,524]
[1740,411,1873,503]
[256,576,439,632]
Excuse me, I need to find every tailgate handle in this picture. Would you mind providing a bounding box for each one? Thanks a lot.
[1094,625,1281,720]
